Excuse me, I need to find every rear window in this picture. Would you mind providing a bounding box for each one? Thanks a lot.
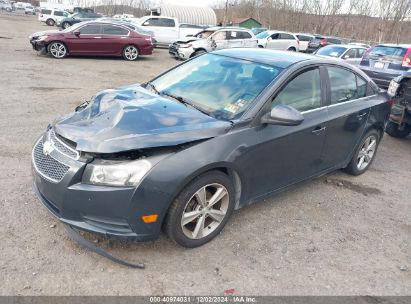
[368,46,407,61]
[316,46,347,57]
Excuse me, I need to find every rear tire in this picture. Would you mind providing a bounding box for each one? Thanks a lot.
[46,18,55,26]
[385,121,411,138]
[62,22,71,29]
[288,47,296,51]
[343,129,380,176]
[164,171,235,248]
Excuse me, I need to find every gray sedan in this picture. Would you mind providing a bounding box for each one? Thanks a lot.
[315,44,368,66]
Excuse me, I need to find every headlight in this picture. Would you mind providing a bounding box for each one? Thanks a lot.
[178,44,192,48]
[83,159,152,186]
[37,35,48,41]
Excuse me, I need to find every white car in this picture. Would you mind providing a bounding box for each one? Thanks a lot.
[169,27,257,60]
[294,33,314,52]
[256,30,299,52]
[25,6,35,15]
[38,8,68,26]
[134,16,204,46]
[314,44,368,66]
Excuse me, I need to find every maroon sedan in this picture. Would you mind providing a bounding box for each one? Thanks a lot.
[29,21,153,61]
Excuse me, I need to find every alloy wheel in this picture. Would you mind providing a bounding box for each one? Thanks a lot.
[124,46,138,60]
[357,135,377,170]
[49,43,66,58]
[181,183,229,240]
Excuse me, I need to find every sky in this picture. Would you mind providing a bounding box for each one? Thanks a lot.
[160,0,220,7]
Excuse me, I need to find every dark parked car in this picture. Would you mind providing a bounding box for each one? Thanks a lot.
[32,49,389,248]
[29,21,153,60]
[57,12,102,29]
[386,70,411,138]
[359,44,411,88]
[306,35,342,53]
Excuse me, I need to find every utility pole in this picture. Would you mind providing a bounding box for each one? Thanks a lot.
[223,0,229,26]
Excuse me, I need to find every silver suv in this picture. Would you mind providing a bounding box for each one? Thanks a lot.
[169,27,257,60]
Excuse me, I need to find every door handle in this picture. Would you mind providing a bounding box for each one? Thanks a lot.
[311,125,326,135]
[357,112,368,120]
[94,36,102,39]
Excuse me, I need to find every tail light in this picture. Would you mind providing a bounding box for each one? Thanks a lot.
[402,48,411,67]
[320,38,327,46]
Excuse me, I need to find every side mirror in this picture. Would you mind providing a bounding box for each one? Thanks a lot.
[73,31,80,37]
[261,104,304,126]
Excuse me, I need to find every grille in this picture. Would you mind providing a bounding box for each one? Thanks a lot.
[50,129,79,160]
[33,139,70,183]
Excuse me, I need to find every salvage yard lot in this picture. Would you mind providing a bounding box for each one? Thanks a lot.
[0,13,410,295]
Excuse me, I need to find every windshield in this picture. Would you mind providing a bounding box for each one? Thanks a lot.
[150,54,282,121]
[368,46,406,61]
[316,46,347,57]
[63,22,84,32]
[256,31,269,39]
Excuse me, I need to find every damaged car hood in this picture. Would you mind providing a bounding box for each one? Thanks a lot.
[176,36,202,44]
[53,84,232,153]
[29,30,61,39]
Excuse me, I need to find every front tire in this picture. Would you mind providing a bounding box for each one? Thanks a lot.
[122,45,139,61]
[343,129,380,176]
[46,18,55,26]
[48,41,67,59]
[385,121,411,138]
[193,49,207,57]
[164,171,235,248]
[288,47,296,51]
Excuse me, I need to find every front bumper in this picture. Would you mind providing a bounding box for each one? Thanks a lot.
[168,44,194,60]
[31,132,166,241]
[30,39,47,52]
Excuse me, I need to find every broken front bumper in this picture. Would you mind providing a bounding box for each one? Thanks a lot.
[30,40,47,53]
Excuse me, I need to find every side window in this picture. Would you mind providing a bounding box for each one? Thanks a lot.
[53,11,64,16]
[270,33,279,39]
[79,24,101,35]
[344,49,356,59]
[280,33,293,40]
[42,9,51,14]
[161,18,175,27]
[357,76,367,98]
[298,35,311,42]
[272,68,322,112]
[357,48,365,58]
[328,67,365,104]
[238,31,252,39]
[103,25,128,35]
[142,18,161,26]
[213,31,227,40]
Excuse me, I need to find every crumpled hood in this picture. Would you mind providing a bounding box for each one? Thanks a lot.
[176,36,203,44]
[29,29,61,39]
[53,84,232,153]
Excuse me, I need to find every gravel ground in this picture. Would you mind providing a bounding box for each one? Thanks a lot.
[0,13,410,296]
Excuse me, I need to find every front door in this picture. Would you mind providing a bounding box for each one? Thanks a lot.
[211,31,229,50]
[238,67,329,200]
[66,24,104,54]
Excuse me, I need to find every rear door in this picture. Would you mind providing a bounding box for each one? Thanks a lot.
[322,65,372,168]
[141,17,176,44]
[227,31,244,48]
[279,33,295,50]
[101,24,130,54]
[66,24,103,54]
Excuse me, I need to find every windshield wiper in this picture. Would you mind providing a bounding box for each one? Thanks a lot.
[161,91,211,117]
[145,82,160,95]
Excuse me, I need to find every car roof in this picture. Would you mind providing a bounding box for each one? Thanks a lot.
[321,44,366,49]
[376,43,411,48]
[212,48,316,68]
[265,30,294,34]
[205,26,251,31]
